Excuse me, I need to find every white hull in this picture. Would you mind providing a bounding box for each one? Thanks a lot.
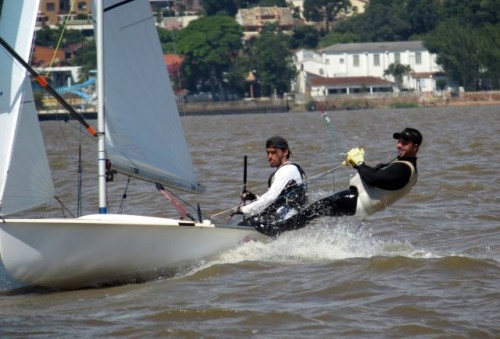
[0,214,267,289]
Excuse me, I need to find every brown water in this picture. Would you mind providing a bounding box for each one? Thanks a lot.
[1,105,499,337]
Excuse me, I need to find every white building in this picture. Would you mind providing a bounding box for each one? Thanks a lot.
[294,41,445,98]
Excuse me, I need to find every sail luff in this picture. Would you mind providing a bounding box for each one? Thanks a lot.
[98,0,203,193]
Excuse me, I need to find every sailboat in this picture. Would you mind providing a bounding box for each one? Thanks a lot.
[0,0,267,289]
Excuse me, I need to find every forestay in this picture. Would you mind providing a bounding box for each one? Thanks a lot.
[0,0,54,216]
[99,0,203,193]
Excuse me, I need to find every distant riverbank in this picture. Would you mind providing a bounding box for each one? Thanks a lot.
[38,91,500,120]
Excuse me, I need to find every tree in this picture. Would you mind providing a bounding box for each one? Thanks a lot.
[175,16,243,94]
[243,25,296,96]
[477,24,500,89]
[303,0,351,34]
[384,63,413,91]
[406,0,443,38]
[425,19,482,91]
[290,25,319,49]
[202,0,238,16]
[73,40,96,82]
[317,31,359,48]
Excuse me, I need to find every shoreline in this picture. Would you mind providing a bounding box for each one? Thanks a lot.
[37,92,500,120]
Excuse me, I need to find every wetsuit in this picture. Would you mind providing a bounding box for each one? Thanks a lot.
[257,157,417,237]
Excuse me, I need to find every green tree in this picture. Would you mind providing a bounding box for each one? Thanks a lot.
[441,0,499,28]
[35,25,85,47]
[303,0,351,34]
[357,0,411,42]
[425,19,482,90]
[477,24,500,89]
[406,0,443,38]
[202,0,238,16]
[157,26,180,54]
[317,31,359,48]
[384,63,413,91]
[175,16,243,93]
[73,40,96,82]
[290,25,319,49]
[243,25,296,96]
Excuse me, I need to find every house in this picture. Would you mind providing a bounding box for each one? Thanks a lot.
[288,0,369,21]
[310,76,393,97]
[236,6,294,40]
[294,41,444,98]
[38,0,92,26]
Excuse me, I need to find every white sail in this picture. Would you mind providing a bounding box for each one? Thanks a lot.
[99,0,202,192]
[0,0,268,290]
[0,0,54,216]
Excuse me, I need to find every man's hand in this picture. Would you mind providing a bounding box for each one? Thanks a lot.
[241,190,257,202]
[230,205,243,218]
[343,147,365,167]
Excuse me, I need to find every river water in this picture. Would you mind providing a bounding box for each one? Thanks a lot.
[1,105,499,337]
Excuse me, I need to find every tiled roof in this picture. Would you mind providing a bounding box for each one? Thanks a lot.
[32,45,66,67]
[237,6,293,27]
[163,54,183,66]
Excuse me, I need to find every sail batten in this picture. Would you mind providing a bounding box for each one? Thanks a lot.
[100,0,202,193]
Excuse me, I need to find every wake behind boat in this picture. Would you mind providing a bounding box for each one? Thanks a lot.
[0,0,267,289]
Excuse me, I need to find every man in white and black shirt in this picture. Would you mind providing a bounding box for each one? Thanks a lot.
[237,136,307,233]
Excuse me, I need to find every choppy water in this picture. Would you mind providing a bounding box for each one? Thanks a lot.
[1,105,499,337]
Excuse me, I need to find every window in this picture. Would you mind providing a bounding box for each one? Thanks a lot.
[374,54,380,66]
[319,68,324,75]
[415,52,422,65]
[46,2,55,11]
[339,58,344,64]
[353,54,359,67]
[395,53,401,63]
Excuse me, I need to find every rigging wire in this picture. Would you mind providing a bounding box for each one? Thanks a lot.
[316,101,349,193]
[118,176,132,214]
[44,0,77,76]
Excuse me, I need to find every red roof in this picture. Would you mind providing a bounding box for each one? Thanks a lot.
[32,45,66,67]
[163,54,183,66]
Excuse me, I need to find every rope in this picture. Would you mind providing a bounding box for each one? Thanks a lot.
[45,0,77,75]
[316,101,350,193]
[118,176,131,214]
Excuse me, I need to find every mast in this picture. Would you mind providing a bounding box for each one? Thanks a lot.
[96,0,107,214]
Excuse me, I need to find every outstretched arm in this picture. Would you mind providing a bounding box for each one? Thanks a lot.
[356,162,411,190]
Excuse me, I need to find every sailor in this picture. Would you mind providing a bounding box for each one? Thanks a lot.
[262,128,422,236]
[235,136,307,232]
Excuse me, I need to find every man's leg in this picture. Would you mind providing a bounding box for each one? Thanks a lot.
[257,187,358,236]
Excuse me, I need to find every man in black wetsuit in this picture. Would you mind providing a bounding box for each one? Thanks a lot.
[256,128,422,237]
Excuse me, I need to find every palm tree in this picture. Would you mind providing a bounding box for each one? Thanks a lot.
[384,63,413,91]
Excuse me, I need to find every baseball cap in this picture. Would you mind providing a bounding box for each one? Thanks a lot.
[393,128,422,145]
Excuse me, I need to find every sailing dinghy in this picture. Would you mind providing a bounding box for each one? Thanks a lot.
[0,0,267,289]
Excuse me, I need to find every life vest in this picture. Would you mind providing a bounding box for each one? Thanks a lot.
[349,160,418,217]
[247,163,307,225]
[268,163,307,209]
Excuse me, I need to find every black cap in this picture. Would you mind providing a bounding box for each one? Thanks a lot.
[266,136,289,150]
[393,128,422,145]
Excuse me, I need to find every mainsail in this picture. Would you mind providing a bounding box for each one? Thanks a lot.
[99,0,203,193]
[0,0,54,216]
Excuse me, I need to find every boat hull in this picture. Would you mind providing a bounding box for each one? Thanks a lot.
[0,214,267,289]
